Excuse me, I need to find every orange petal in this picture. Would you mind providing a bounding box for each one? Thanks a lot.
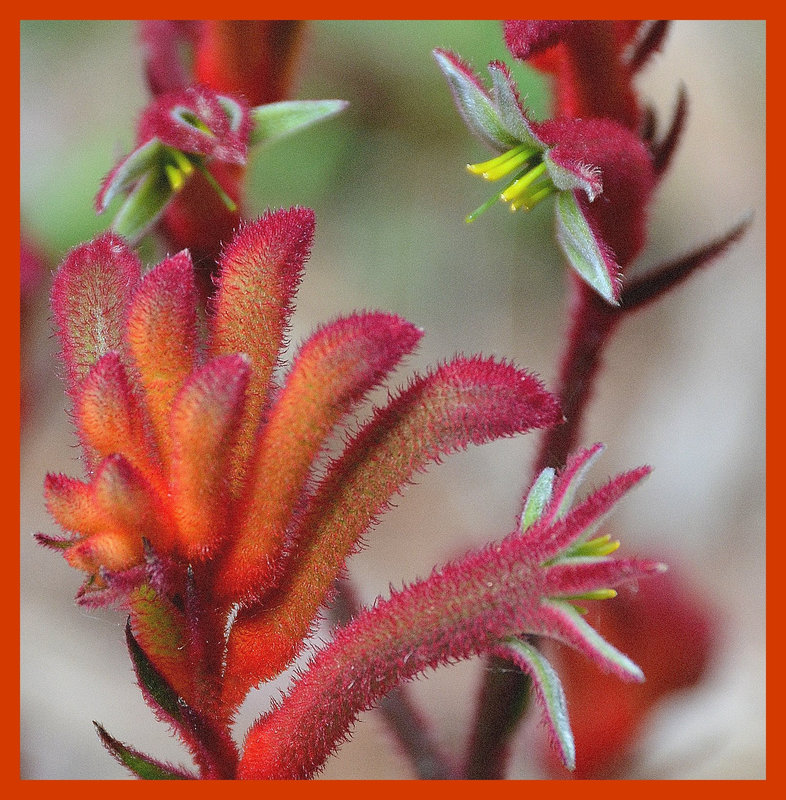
[126,251,198,468]
[44,473,102,535]
[168,354,250,560]
[223,357,561,701]
[75,352,162,488]
[216,312,422,603]
[208,208,315,491]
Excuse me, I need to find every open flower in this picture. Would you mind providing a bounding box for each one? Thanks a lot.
[237,443,665,778]
[434,49,655,304]
[538,565,715,778]
[95,85,346,244]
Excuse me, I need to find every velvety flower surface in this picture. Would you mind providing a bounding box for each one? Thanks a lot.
[237,443,665,778]
[40,207,596,778]
[434,49,655,304]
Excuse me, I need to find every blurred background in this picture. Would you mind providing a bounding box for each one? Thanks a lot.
[20,21,765,779]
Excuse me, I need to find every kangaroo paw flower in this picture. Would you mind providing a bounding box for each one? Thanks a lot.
[434,49,655,304]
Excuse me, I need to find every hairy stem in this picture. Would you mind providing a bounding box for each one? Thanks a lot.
[329,579,455,779]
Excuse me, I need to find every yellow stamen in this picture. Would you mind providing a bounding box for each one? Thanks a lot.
[170,149,195,176]
[509,184,557,212]
[164,163,186,191]
[564,588,618,603]
[500,161,548,205]
[583,588,618,601]
[467,143,540,181]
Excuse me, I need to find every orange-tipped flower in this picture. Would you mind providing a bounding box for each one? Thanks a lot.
[40,208,563,736]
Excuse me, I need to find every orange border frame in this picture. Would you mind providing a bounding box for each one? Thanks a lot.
[10,5,774,796]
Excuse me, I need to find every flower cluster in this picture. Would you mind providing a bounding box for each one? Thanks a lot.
[434,48,655,305]
[40,206,662,778]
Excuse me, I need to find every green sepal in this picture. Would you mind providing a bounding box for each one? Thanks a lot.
[555,190,621,305]
[249,99,349,147]
[112,166,176,243]
[125,618,184,723]
[94,722,192,779]
[548,599,645,681]
[520,467,555,532]
[433,49,519,152]
[500,636,575,771]
[96,138,165,213]
[488,63,544,148]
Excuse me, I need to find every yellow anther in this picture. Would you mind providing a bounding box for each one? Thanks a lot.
[583,588,618,601]
[171,149,195,175]
[164,163,186,191]
[509,184,556,212]
[500,161,548,204]
[466,143,537,180]
[563,588,618,604]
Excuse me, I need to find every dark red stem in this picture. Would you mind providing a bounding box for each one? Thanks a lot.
[535,279,620,471]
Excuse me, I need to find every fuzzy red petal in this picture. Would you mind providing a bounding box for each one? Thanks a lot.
[74,352,160,486]
[59,455,164,575]
[222,357,560,707]
[216,312,422,604]
[237,500,654,779]
[51,234,141,405]
[126,250,198,467]
[209,208,315,491]
[538,116,656,267]
[541,442,605,523]
[543,557,664,598]
[138,86,250,165]
[44,473,101,535]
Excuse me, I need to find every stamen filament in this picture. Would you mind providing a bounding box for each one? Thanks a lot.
[466,143,535,178]
[567,534,622,558]
[465,166,531,223]
[500,161,548,204]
